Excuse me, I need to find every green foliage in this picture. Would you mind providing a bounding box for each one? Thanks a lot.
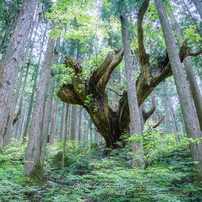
[184,25,202,43]
[51,151,74,169]
[1,136,202,201]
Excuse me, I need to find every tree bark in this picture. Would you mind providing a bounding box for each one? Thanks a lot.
[25,21,56,179]
[169,8,202,131]
[70,105,77,141]
[155,0,202,182]
[78,106,82,141]
[0,0,38,139]
[3,17,37,146]
[120,12,143,167]
[40,76,55,169]
[49,98,58,145]
[62,104,69,170]
[22,24,48,143]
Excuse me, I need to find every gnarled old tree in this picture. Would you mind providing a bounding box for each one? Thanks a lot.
[57,0,202,150]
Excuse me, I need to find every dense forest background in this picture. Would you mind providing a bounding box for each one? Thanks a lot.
[0,0,202,201]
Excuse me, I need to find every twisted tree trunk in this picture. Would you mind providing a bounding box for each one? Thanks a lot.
[57,0,201,150]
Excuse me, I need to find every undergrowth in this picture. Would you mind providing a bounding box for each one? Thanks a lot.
[0,133,202,202]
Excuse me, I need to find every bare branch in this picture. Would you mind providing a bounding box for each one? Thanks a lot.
[149,114,165,130]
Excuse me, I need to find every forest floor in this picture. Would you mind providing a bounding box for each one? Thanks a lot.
[0,135,202,202]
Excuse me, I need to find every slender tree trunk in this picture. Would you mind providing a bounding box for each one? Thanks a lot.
[14,119,20,139]
[62,104,69,170]
[78,106,82,141]
[167,99,180,141]
[40,76,55,168]
[70,105,77,141]
[22,24,48,143]
[0,0,38,139]
[120,13,143,168]
[19,105,28,140]
[59,103,66,142]
[155,0,202,182]
[89,119,92,144]
[169,9,202,131]
[25,22,56,179]
[49,98,58,145]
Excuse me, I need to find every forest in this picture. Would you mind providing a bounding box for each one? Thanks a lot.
[0,0,202,201]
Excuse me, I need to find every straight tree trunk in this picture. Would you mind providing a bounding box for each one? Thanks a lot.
[3,18,37,146]
[22,24,48,143]
[25,22,56,179]
[0,0,38,139]
[62,104,69,170]
[40,76,55,168]
[78,106,82,142]
[70,105,77,141]
[120,13,143,168]
[155,0,202,182]
[19,105,29,140]
[59,103,66,142]
[89,119,93,144]
[169,9,202,131]
[14,119,20,139]
[49,98,58,145]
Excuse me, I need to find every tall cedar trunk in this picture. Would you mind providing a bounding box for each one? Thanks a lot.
[0,0,38,140]
[3,18,37,146]
[169,9,202,131]
[49,98,58,145]
[70,105,77,141]
[22,24,48,143]
[120,13,143,167]
[14,18,40,126]
[78,106,82,141]
[89,119,92,144]
[155,0,202,182]
[40,76,55,168]
[62,104,69,170]
[25,22,56,178]
[59,103,66,142]
[193,0,202,19]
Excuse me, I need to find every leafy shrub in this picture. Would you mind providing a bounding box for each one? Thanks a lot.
[51,151,74,169]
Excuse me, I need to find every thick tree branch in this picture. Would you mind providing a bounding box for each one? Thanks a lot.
[137,0,150,66]
[97,48,124,94]
[90,52,114,86]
